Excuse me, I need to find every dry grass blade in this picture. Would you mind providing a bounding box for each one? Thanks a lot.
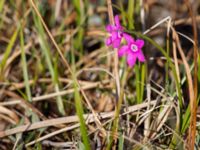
[8,78,105,91]
[0,80,110,108]
[184,0,198,149]
[172,26,195,149]
[0,105,19,124]
[0,99,164,138]
[172,31,180,83]
[149,101,173,139]
[171,27,194,105]
[26,123,80,147]
[174,15,200,26]
[32,80,110,102]
[42,141,76,148]
[106,0,114,25]
[2,90,46,120]
[143,84,151,141]
[143,16,171,35]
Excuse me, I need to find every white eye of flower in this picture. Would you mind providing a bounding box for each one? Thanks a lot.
[131,44,138,52]
[117,31,123,38]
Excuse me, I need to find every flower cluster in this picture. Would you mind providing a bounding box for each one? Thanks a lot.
[106,15,145,67]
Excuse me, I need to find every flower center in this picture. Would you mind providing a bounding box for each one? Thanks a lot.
[117,31,123,38]
[131,44,138,52]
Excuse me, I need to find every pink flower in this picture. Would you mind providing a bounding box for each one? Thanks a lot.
[118,33,145,67]
[105,15,124,48]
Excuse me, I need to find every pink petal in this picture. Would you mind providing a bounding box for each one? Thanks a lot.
[112,38,121,48]
[137,51,146,62]
[123,33,134,44]
[127,53,137,67]
[135,39,144,48]
[111,31,118,41]
[118,45,128,57]
[114,15,121,27]
[106,25,115,32]
[105,37,112,46]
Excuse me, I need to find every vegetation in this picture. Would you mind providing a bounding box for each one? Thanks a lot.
[0,0,199,149]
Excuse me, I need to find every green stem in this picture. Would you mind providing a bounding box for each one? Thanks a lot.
[20,25,32,102]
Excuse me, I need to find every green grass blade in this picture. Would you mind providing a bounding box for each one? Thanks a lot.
[127,0,134,29]
[135,64,141,103]
[71,44,90,150]
[0,0,5,28]
[0,0,5,13]
[74,84,91,150]
[165,29,170,92]
[118,132,124,150]
[181,96,200,133]
[118,1,126,26]
[107,67,129,150]
[0,28,19,78]
[32,4,65,115]
[38,34,65,115]
[140,63,146,102]
[20,25,32,102]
